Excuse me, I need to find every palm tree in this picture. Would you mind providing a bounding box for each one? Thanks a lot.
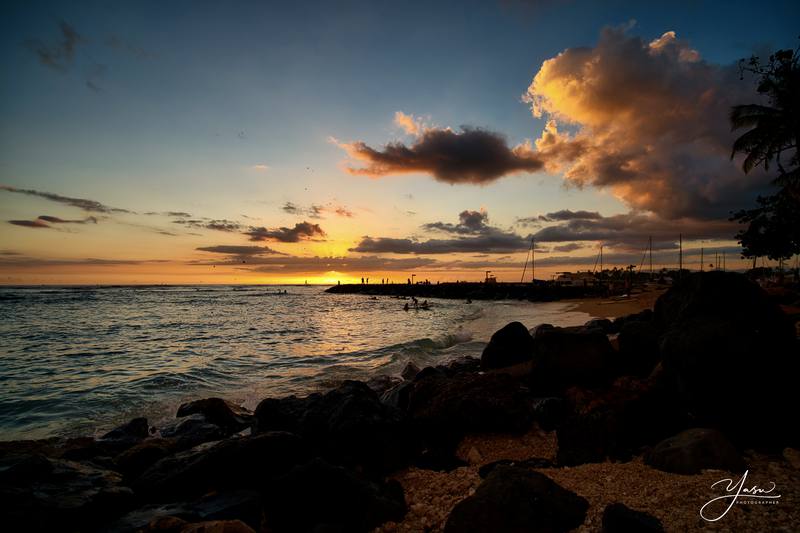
[730,48,800,186]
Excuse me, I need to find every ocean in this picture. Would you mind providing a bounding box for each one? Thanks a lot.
[0,285,593,441]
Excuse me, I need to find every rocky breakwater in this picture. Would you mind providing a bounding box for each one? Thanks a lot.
[1,272,798,532]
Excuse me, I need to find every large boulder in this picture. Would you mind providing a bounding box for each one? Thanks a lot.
[656,272,798,448]
[529,327,617,394]
[0,453,135,531]
[557,375,687,466]
[480,321,535,370]
[263,458,406,532]
[133,432,310,501]
[444,466,588,532]
[160,414,226,450]
[602,503,664,533]
[407,372,535,467]
[253,381,408,475]
[617,320,661,377]
[644,428,746,475]
[176,398,252,435]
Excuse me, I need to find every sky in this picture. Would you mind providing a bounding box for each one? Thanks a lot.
[0,0,798,284]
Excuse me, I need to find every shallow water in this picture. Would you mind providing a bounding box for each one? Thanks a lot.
[0,285,592,440]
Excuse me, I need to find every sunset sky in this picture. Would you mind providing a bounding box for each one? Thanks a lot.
[1,0,798,284]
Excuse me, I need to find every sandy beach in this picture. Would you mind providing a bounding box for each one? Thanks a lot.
[565,286,667,319]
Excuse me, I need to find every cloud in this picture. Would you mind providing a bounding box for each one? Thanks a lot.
[236,255,438,273]
[252,164,269,171]
[281,202,354,219]
[541,209,602,221]
[394,111,425,136]
[245,221,326,243]
[38,215,98,224]
[335,124,544,184]
[423,209,490,234]
[25,20,85,72]
[552,243,585,252]
[532,211,737,251]
[196,245,282,255]
[533,245,742,267]
[172,218,243,232]
[9,219,50,228]
[524,27,770,219]
[1,185,131,213]
[0,256,169,268]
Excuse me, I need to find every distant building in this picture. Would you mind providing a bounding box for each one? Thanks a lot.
[553,271,597,287]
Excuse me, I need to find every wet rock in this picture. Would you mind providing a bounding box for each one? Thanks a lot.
[644,428,745,475]
[401,361,421,381]
[160,414,226,450]
[480,321,536,370]
[101,417,150,443]
[253,381,408,475]
[617,320,660,377]
[365,375,402,396]
[0,454,135,530]
[176,398,253,435]
[263,458,406,533]
[444,465,588,533]
[140,517,255,533]
[529,327,617,394]
[530,323,555,338]
[133,432,310,501]
[602,503,664,533]
[443,356,481,376]
[407,372,535,466]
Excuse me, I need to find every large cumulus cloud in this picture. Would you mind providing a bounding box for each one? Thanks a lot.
[525,27,769,219]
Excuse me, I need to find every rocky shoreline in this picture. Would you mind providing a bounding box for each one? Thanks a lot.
[2,272,799,532]
[325,281,602,301]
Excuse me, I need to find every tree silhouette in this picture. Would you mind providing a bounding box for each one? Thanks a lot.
[730,46,799,186]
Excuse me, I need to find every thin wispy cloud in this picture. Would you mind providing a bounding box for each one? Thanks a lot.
[1,185,131,214]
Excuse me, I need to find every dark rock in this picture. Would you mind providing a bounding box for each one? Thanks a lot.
[443,356,481,376]
[101,417,150,442]
[133,432,310,501]
[529,327,617,394]
[444,466,588,533]
[380,380,414,410]
[115,438,176,479]
[530,323,555,338]
[584,318,614,334]
[176,398,253,435]
[557,376,687,466]
[602,503,664,533]
[365,374,402,396]
[0,454,135,531]
[401,361,421,381]
[253,381,408,475]
[531,397,568,431]
[139,518,255,533]
[644,428,746,475]
[407,372,535,466]
[617,320,661,377]
[160,414,226,450]
[477,457,555,478]
[480,321,535,370]
[263,458,406,533]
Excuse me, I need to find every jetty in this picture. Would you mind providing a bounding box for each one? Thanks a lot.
[325,281,600,301]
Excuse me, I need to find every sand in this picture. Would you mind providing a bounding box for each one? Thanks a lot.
[565,286,667,319]
[375,429,800,532]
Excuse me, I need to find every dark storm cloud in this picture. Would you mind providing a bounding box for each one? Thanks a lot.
[196,245,282,256]
[0,185,131,213]
[245,222,326,243]
[337,126,544,184]
[25,20,85,72]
